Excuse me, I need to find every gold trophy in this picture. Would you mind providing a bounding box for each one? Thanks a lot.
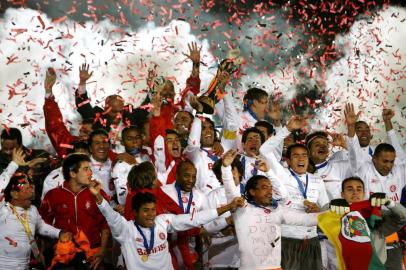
[198,49,242,114]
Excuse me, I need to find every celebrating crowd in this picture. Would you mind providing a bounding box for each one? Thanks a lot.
[1,42,406,270]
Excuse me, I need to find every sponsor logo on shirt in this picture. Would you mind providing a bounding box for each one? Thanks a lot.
[159,232,165,240]
[137,243,167,255]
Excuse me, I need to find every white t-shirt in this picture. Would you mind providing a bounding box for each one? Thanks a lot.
[90,156,114,198]
[160,183,208,212]
[347,136,406,202]
[0,162,18,199]
[0,202,60,270]
[221,165,319,269]
[203,187,240,268]
[97,199,219,270]
[111,152,151,205]
[314,160,353,200]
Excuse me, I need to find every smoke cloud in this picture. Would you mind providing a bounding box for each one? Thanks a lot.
[319,6,406,144]
[0,8,216,150]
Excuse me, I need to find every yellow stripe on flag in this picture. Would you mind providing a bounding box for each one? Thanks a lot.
[318,211,346,270]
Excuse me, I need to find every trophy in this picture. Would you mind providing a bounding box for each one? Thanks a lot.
[198,49,242,114]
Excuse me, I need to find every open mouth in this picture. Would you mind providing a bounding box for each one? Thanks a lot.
[297,163,305,168]
[145,218,155,225]
[172,146,180,156]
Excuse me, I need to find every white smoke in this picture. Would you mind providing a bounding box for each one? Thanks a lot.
[317,6,406,145]
[1,6,405,152]
[0,8,216,151]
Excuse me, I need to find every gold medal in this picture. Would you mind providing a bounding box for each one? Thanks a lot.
[141,254,148,262]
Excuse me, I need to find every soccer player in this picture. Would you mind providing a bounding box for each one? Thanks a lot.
[89,181,244,270]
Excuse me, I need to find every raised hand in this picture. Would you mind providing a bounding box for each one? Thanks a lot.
[382,108,395,131]
[254,156,269,172]
[146,68,158,90]
[330,198,350,215]
[79,63,93,85]
[222,149,238,167]
[267,101,282,126]
[212,141,224,156]
[344,103,359,126]
[189,95,203,113]
[184,42,201,64]
[27,157,47,169]
[382,109,395,122]
[216,71,231,93]
[89,180,104,204]
[370,192,390,207]
[44,67,56,93]
[329,132,347,149]
[12,148,26,166]
[286,115,307,132]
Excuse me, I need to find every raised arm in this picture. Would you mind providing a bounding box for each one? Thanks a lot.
[221,150,242,202]
[257,155,288,200]
[221,86,240,152]
[260,115,306,162]
[179,42,202,111]
[183,97,203,163]
[75,63,96,120]
[344,103,365,172]
[167,197,244,232]
[0,148,25,194]
[43,68,77,157]
[90,181,130,244]
[383,109,406,163]
[281,207,321,226]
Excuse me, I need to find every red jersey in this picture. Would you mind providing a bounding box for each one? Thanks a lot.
[39,181,110,247]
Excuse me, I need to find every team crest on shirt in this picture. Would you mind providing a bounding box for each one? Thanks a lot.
[390,185,397,192]
[159,232,166,240]
[371,179,379,184]
[182,197,188,203]
[85,201,92,210]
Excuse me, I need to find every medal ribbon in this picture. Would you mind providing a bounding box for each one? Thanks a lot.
[134,223,155,256]
[9,204,32,237]
[201,148,219,162]
[175,183,193,214]
[241,156,258,178]
[315,160,328,170]
[247,199,278,212]
[289,169,309,199]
